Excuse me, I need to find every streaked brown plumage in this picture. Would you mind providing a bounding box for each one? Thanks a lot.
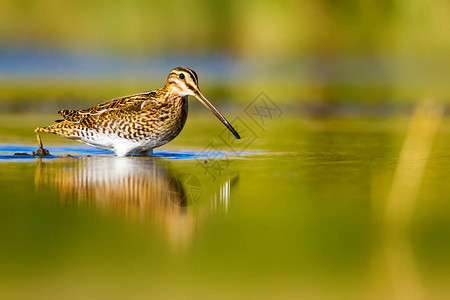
[35,67,240,157]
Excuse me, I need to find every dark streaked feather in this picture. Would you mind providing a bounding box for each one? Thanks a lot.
[58,92,157,123]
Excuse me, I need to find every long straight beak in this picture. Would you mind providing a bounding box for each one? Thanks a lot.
[194,90,241,139]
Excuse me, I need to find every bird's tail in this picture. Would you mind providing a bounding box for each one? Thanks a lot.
[35,122,81,139]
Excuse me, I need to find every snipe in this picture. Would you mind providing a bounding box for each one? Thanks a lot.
[35,67,240,156]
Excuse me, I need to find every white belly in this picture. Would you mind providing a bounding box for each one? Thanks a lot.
[80,132,161,156]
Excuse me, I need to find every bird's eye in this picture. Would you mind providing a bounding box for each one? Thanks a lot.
[179,73,185,79]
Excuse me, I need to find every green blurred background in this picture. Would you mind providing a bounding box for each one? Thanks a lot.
[1,1,450,299]
[2,0,449,55]
[1,0,450,110]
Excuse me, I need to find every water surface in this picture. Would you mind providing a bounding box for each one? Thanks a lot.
[1,114,450,299]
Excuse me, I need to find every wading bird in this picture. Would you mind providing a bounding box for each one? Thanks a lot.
[35,67,240,156]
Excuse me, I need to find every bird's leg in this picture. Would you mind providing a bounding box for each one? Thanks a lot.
[34,127,50,157]
[138,149,153,156]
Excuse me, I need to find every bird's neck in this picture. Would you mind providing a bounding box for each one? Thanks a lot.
[160,83,191,97]
[153,87,187,108]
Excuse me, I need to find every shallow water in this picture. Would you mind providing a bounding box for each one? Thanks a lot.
[0,144,244,160]
[1,113,450,299]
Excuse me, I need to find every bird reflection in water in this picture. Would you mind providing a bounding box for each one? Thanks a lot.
[35,156,237,249]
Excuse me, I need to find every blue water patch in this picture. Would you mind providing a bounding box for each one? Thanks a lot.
[0,144,239,161]
[0,48,238,82]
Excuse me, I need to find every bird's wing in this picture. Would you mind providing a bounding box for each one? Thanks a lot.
[57,92,156,123]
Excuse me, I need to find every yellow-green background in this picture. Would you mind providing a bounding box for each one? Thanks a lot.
[1,1,450,299]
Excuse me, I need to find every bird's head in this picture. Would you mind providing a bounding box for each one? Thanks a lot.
[166,66,200,97]
[165,67,241,139]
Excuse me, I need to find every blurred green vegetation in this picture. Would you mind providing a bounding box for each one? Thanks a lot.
[1,0,450,107]
[1,0,450,57]
[1,0,450,108]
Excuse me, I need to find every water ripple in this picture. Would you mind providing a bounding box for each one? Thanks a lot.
[0,144,239,161]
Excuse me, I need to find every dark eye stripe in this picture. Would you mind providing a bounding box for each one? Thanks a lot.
[171,67,199,86]
[184,68,198,86]
[186,84,196,91]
